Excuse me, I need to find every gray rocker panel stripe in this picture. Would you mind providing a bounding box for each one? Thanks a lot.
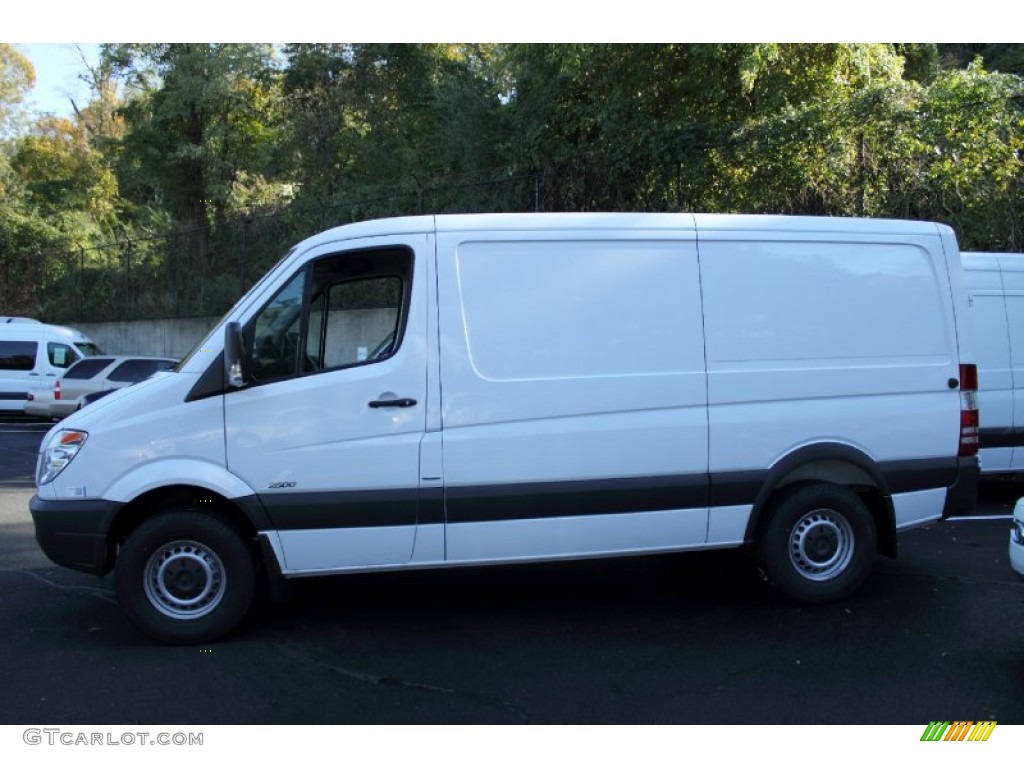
[258,458,959,531]
[979,427,1024,449]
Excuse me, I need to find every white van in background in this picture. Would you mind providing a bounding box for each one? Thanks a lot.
[0,318,103,414]
[961,252,1024,474]
[29,213,980,643]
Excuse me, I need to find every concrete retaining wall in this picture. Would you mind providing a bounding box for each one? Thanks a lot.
[73,318,219,359]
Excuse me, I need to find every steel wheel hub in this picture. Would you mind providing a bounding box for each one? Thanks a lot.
[789,509,854,581]
[144,540,226,620]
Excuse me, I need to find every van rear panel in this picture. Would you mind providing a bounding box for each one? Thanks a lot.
[699,228,964,531]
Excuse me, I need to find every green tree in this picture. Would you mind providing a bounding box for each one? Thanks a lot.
[714,45,909,215]
[0,44,34,138]
[913,62,1024,249]
[938,44,1024,75]
[107,43,282,272]
[502,44,910,213]
[11,116,119,231]
[0,45,47,315]
[0,203,63,315]
[281,43,506,218]
[279,44,357,205]
[895,43,940,84]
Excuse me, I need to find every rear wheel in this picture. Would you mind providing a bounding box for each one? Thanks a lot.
[115,511,255,644]
[757,483,877,603]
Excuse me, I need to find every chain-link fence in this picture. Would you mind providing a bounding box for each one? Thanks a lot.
[15,172,543,324]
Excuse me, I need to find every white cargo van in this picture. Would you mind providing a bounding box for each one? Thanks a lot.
[0,318,102,413]
[30,213,980,643]
[961,252,1024,474]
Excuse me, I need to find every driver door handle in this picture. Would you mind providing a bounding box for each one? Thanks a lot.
[368,398,417,409]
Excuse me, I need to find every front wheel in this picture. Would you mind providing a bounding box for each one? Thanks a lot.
[115,512,256,644]
[757,483,877,604]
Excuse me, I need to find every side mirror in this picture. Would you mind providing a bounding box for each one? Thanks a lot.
[224,321,249,388]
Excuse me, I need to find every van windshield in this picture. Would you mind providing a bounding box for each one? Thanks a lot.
[176,245,300,370]
[77,342,103,356]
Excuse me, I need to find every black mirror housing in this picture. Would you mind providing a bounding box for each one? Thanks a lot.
[224,321,249,388]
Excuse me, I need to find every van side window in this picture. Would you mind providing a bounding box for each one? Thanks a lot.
[307,249,409,370]
[312,275,404,368]
[47,343,79,368]
[247,247,412,383]
[0,341,36,370]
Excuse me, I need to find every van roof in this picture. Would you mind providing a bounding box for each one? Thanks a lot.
[0,321,92,343]
[299,212,948,251]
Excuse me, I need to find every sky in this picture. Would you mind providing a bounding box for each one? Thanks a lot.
[15,44,101,119]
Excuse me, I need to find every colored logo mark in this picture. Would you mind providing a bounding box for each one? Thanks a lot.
[920,721,997,742]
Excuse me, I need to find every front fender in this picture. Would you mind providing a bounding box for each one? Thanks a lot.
[105,458,258,505]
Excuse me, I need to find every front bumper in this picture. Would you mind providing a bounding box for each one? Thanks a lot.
[30,495,124,575]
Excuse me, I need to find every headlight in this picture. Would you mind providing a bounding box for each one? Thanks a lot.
[37,430,88,486]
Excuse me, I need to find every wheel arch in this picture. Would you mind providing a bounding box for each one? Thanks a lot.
[102,484,274,576]
[101,458,270,554]
[110,485,265,540]
[743,443,898,558]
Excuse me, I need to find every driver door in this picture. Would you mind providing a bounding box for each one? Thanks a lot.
[225,235,430,572]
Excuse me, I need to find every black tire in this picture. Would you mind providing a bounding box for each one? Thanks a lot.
[756,483,877,604]
[115,512,256,644]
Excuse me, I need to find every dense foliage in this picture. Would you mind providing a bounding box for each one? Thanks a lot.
[2,43,1023,321]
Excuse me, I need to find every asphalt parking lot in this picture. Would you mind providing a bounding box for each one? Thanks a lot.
[1,419,1022,725]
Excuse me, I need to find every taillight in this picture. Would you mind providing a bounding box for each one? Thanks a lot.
[54,380,61,401]
[958,363,979,457]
